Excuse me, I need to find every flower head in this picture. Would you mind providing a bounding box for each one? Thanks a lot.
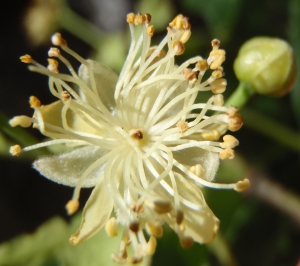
[10,13,249,263]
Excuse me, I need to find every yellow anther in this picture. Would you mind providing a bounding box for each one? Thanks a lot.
[65,200,79,215]
[51,33,67,46]
[134,13,145,25]
[130,203,144,213]
[145,221,163,237]
[47,58,59,72]
[190,164,205,177]
[170,14,191,30]
[9,115,32,128]
[62,91,71,102]
[105,217,118,237]
[182,69,198,82]
[29,96,41,108]
[20,54,32,64]
[69,235,79,245]
[221,135,239,149]
[180,236,194,248]
[112,253,127,264]
[211,78,227,94]
[213,94,224,106]
[180,30,191,44]
[234,178,250,192]
[201,129,220,140]
[48,47,60,57]
[147,25,154,37]
[209,49,226,69]
[9,145,22,156]
[211,69,224,79]
[219,147,234,159]
[153,200,172,214]
[147,235,157,255]
[196,59,209,71]
[172,40,185,56]
[127,13,135,23]
[176,121,189,133]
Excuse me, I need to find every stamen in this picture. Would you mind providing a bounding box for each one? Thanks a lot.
[180,236,194,248]
[29,96,41,108]
[105,217,118,237]
[190,164,205,177]
[9,144,22,156]
[145,221,163,237]
[51,32,67,46]
[9,115,32,128]
[219,147,234,159]
[48,47,60,57]
[220,135,239,148]
[65,200,79,215]
[20,54,32,64]
[146,235,157,255]
[172,40,185,55]
[234,178,250,192]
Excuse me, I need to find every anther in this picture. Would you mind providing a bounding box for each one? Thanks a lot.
[219,147,234,159]
[176,210,184,225]
[51,33,67,46]
[153,200,172,214]
[9,115,32,128]
[129,129,143,140]
[182,69,199,82]
[201,129,220,140]
[147,25,154,37]
[48,47,60,57]
[211,69,224,79]
[9,145,22,156]
[190,164,205,177]
[127,13,135,24]
[228,113,243,132]
[62,91,71,102]
[180,30,191,44]
[143,13,151,25]
[112,253,126,264]
[47,58,59,72]
[29,96,41,108]
[211,39,221,49]
[20,54,32,64]
[220,135,239,149]
[105,217,118,237]
[126,256,143,264]
[234,178,250,192]
[65,200,79,215]
[134,13,145,25]
[209,49,226,69]
[172,40,185,56]
[176,121,189,133]
[129,221,140,233]
[147,235,157,255]
[130,203,144,213]
[213,94,224,106]
[145,221,163,237]
[196,59,209,71]
[180,236,194,248]
[211,78,227,94]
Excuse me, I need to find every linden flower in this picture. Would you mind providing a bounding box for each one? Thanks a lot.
[10,13,249,263]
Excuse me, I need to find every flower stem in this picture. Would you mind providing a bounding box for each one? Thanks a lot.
[225,82,255,109]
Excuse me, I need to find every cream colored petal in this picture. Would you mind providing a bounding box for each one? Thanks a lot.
[176,173,219,243]
[33,146,106,187]
[78,60,118,112]
[36,100,99,135]
[173,149,219,181]
[69,177,114,245]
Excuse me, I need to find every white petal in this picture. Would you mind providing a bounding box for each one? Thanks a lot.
[173,149,219,181]
[33,146,106,187]
[78,60,118,112]
[69,177,114,244]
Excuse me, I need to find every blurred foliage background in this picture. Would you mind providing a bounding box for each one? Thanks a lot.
[0,0,300,265]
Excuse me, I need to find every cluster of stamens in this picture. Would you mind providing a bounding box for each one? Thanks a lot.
[9,12,249,264]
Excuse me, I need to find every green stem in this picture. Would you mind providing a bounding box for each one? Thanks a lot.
[225,82,255,109]
[58,7,105,50]
[241,107,300,152]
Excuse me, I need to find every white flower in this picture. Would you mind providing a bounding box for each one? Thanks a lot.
[10,13,249,264]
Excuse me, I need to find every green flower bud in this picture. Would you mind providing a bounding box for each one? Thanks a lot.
[234,37,297,97]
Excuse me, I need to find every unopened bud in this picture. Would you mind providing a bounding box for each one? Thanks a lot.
[234,37,297,97]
